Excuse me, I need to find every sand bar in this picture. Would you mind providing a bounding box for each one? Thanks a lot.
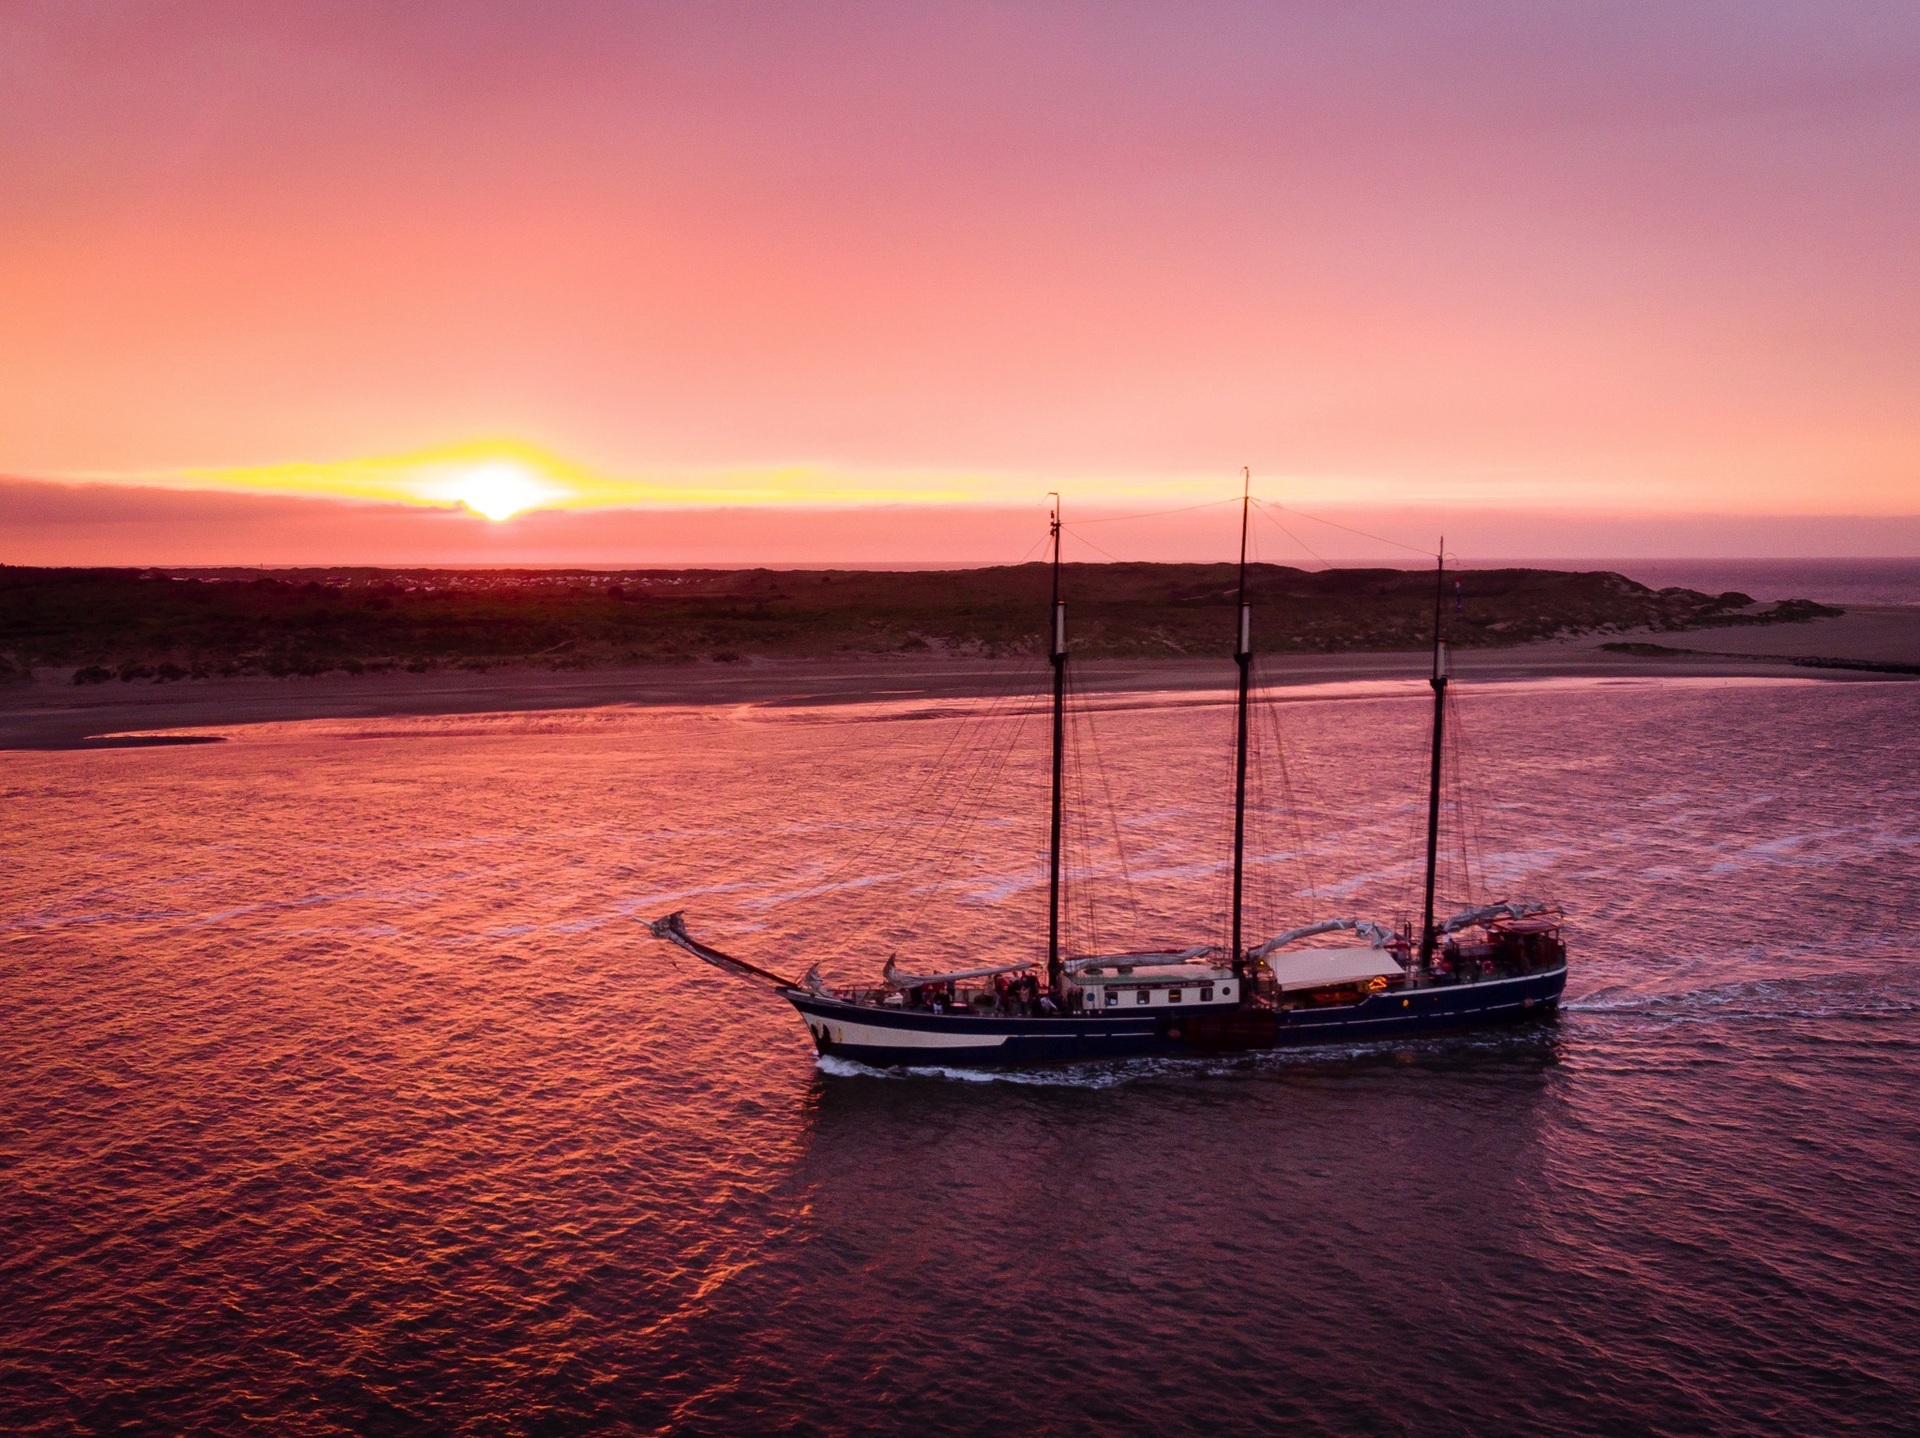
[4,604,1915,751]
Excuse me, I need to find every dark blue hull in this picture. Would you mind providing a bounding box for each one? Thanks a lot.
[784,964,1567,1068]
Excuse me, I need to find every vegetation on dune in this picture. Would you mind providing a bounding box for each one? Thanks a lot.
[0,563,1840,683]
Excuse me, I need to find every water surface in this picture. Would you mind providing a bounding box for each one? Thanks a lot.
[4,675,1917,1435]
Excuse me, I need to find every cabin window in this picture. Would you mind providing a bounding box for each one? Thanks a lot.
[1135,990,1150,1005]
[1168,989,1183,1003]
[1104,991,1118,1007]
[1200,987,1213,1002]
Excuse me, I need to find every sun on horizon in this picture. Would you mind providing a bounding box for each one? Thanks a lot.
[451,461,550,521]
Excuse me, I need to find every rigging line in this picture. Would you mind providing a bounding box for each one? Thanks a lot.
[1252,499,1435,558]
[1251,729,1284,940]
[1062,676,1109,955]
[1250,721,1293,940]
[1242,691,1268,938]
[807,653,1042,915]
[895,670,1045,945]
[1065,672,1137,955]
[830,660,1045,961]
[1060,524,1127,563]
[898,688,1032,892]
[1204,684,1239,951]
[1069,665,1143,943]
[1059,689,1090,954]
[1254,667,1321,913]
[1070,497,1243,525]
[1443,691,1469,906]
[1010,530,1054,567]
[1256,504,1334,570]
[917,727,1035,945]
[1445,688,1489,908]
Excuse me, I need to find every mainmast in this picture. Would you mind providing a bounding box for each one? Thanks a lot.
[1230,468,1253,986]
[1418,542,1449,968]
[1048,495,1067,994]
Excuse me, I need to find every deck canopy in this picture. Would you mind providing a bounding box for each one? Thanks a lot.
[1063,946,1211,975]
[1261,947,1406,992]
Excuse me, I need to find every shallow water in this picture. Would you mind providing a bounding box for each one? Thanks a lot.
[4,675,1918,1435]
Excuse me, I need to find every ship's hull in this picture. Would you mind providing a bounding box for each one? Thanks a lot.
[783,964,1567,1068]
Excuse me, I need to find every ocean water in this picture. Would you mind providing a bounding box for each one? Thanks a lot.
[4,675,1919,1436]
[1585,557,1920,607]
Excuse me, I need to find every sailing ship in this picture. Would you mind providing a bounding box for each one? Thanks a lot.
[648,482,1568,1067]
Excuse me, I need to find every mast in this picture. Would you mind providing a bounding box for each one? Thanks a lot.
[1418,541,1449,968]
[1048,495,1067,994]
[1230,468,1252,986]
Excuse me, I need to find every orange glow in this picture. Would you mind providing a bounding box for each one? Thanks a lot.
[157,441,1005,515]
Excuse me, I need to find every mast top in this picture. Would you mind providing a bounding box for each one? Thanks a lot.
[1237,467,1250,587]
[1235,468,1252,656]
[1049,491,1062,601]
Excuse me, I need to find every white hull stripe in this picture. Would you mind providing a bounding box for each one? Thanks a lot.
[803,1016,1011,1051]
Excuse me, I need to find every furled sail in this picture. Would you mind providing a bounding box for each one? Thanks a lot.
[1063,946,1214,975]
[882,956,1034,990]
[1247,918,1396,959]
[1439,900,1554,934]
[646,911,799,989]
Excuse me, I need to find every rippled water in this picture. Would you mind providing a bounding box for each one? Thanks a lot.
[5,675,1918,1435]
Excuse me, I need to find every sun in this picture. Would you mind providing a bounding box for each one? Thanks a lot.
[455,461,549,521]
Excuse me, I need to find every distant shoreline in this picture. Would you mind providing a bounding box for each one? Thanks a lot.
[0,560,1851,686]
[5,603,1916,750]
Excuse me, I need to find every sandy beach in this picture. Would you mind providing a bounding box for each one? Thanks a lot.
[4,603,1915,751]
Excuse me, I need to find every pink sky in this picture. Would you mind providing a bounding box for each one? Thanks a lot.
[3,2,1917,563]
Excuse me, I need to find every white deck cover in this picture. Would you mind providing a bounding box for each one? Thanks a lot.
[1262,947,1406,992]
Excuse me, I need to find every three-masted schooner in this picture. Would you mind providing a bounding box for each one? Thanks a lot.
[648,484,1568,1067]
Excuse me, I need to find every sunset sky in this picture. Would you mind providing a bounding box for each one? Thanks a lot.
[3,2,1917,565]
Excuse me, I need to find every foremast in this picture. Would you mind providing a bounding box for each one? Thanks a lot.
[1418,543,1449,968]
[1047,495,1067,996]
[1230,468,1253,995]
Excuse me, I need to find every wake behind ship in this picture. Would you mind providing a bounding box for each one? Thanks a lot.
[649,481,1567,1068]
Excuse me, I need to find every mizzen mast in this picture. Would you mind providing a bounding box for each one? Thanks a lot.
[1418,541,1449,968]
[1048,495,1067,996]
[1230,468,1253,986]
